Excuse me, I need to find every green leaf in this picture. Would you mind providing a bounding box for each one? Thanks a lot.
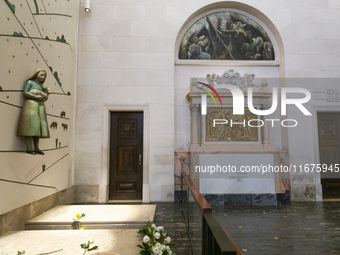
[88,246,98,251]
[5,0,15,14]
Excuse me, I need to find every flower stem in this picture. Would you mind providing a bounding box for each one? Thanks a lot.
[36,248,63,255]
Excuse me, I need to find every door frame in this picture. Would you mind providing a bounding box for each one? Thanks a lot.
[312,106,340,201]
[100,104,150,203]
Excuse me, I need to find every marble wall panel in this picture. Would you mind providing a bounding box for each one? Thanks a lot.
[76,185,99,203]
[174,151,190,191]
[291,184,316,201]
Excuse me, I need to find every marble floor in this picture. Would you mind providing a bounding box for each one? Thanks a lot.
[153,202,192,255]
[213,201,340,255]
[153,202,340,255]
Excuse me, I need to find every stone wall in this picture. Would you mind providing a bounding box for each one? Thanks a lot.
[0,187,76,235]
[0,0,79,214]
[77,0,340,202]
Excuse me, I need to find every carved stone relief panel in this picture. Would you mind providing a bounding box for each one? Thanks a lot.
[205,107,258,142]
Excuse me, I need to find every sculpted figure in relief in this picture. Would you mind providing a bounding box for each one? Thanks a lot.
[17,69,50,155]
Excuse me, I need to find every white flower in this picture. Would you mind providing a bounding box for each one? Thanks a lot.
[165,236,171,244]
[166,245,172,255]
[152,246,159,254]
[151,223,156,229]
[88,238,94,244]
[143,235,150,243]
[155,242,161,248]
[154,232,161,239]
[156,226,164,231]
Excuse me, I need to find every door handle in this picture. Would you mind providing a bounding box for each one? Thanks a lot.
[139,154,142,165]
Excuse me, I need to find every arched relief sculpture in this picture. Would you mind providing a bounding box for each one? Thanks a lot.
[179,11,275,60]
[17,69,51,155]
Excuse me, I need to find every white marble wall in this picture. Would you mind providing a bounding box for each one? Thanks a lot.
[77,0,177,202]
[76,0,340,202]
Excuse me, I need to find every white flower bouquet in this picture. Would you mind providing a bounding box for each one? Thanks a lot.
[137,221,175,255]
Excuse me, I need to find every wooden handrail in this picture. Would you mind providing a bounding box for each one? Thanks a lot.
[222,227,243,255]
[182,172,212,213]
[182,173,240,255]
[203,213,238,254]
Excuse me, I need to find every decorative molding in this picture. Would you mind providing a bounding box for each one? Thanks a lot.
[192,69,268,91]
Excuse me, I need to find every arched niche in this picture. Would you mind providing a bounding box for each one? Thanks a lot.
[173,2,289,204]
[175,2,285,70]
[174,2,287,152]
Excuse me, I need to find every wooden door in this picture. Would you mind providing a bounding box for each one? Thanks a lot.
[317,112,340,199]
[109,112,143,200]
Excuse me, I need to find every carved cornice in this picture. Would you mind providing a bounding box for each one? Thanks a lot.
[191,69,268,91]
[189,70,272,107]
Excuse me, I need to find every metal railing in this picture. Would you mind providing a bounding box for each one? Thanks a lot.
[181,173,242,255]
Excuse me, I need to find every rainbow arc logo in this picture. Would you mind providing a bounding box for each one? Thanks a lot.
[196,82,222,115]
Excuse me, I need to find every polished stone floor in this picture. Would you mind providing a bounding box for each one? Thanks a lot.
[154,202,340,255]
[153,202,193,255]
[213,202,340,255]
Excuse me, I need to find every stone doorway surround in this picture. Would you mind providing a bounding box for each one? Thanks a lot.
[101,105,150,203]
[311,106,340,201]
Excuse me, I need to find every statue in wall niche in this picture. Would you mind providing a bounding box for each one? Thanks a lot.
[17,69,51,155]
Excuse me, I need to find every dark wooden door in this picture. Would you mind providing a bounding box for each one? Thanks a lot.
[318,112,340,199]
[109,112,143,200]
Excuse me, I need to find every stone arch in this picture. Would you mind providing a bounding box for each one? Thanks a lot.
[175,1,285,76]
[173,2,290,202]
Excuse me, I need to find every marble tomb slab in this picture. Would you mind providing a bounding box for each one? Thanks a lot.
[0,229,140,255]
[25,204,156,230]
